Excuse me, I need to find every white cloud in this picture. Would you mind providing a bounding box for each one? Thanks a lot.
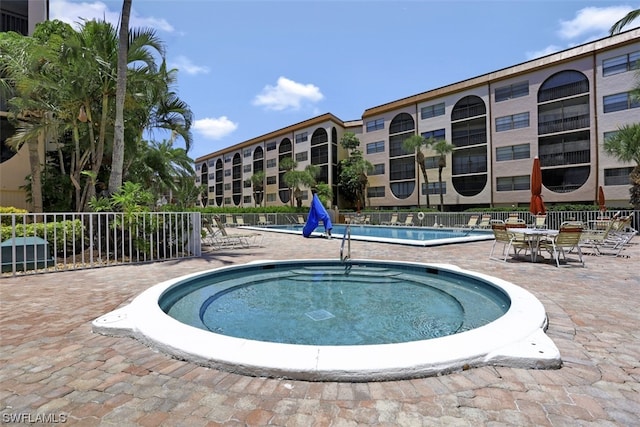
[193,117,238,140]
[558,5,635,40]
[170,55,210,76]
[252,77,324,111]
[50,0,174,32]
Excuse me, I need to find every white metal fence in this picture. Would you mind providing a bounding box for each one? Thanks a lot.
[1,212,201,276]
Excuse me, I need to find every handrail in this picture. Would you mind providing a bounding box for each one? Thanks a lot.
[340,224,351,262]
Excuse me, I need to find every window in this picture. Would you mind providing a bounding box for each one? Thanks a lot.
[224,183,231,191]
[424,156,439,169]
[243,196,252,203]
[243,180,251,188]
[603,51,640,76]
[295,132,308,144]
[243,165,251,173]
[196,164,201,171]
[208,173,215,180]
[421,128,446,141]
[496,144,530,161]
[370,163,385,175]
[266,159,276,168]
[224,155,231,163]
[420,102,445,119]
[295,151,308,162]
[266,141,276,151]
[424,182,446,195]
[495,112,529,132]
[367,186,385,198]
[243,149,252,158]
[366,141,385,154]
[603,92,640,113]
[366,118,384,132]
[495,81,529,102]
[266,193,276,202]
[604,167,633,185]
[224,169,231,176]
[224,197,231,205]
[266,176,276,185]
[496,175,530,191]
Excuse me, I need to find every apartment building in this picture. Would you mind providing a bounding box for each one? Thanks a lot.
[196,30,639,211]
[1,0,50,209]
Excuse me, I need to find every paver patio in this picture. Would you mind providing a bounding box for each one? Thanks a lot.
[1,230,639,426]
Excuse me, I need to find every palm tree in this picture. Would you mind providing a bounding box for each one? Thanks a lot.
[432,139,455,212]
[604,123,640,208]
[109,0,133,195]
[609,8,640,34]
[249,171,265,207]
[402,134,433,208]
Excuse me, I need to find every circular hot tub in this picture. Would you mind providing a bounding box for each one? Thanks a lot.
[93,259,561,381]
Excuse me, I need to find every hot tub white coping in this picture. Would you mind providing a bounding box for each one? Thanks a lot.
[92,259,561,381]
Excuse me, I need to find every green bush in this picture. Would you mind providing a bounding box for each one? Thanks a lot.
[0,207,30,226]
[1,219,84,253]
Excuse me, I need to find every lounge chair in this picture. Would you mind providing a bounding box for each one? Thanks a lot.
[235,216,249,226]
[296,215,306,225]
[258,214,272,225]
[489,220,530,262]
[458,215,479,228]
[201,220,241,249]
[477,214,492,229]
[208,216,263,249]
[579,219,621,256]
[402,214,414,226]
[539,222,585,267]
[382,213,399,226]
[505,218,527,228]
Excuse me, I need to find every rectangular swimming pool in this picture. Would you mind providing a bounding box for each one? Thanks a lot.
[249,224,493,247]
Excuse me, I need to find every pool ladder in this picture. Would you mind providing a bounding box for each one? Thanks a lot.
[340,224,351,262]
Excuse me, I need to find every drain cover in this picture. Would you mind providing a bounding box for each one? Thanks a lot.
[305,309,335,321]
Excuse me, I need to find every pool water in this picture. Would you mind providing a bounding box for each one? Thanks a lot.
[256,224,493,246]
[161,262,509,346]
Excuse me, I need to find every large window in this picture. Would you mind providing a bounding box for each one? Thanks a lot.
[603,51,640,76]
[295,132,308,144]
[420,103,445,119]
[538,70,589,102]
[603,92,640,113]
[421,128,446,141]
[366,118,384,132]
[266,159,276,168]
[266,141,276,151]
[366,141,385,154]
[496,144,530,161]
[604,167,633,185]
[496,176,530,191]
[370,163,385,175]
[424,182,446,195]
[495,112,529,132]
[495,81,529,102]
[367,186,385,198]
[295,152,308,162]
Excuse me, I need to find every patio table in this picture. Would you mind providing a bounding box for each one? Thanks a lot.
[508,227,559,262]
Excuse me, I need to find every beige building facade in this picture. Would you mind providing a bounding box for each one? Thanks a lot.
[196,30,640,211]
[0,0,49,210]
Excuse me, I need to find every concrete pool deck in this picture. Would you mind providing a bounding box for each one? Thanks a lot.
[1,230,639,425]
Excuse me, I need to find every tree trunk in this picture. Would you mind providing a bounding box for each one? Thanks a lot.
[108,0,132,194]
[417,151,430,209]
[27,136,43,213]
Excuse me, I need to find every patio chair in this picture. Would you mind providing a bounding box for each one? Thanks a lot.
[529,214,547,229]
[382,213,399,226]
[296,215,306,225]
[579,219,621,256]
[539,222,585,267]
[402,214,414,226]
[505,218,527,228]
[235,216,250,226]
[258,214,272,225]
[201,219,241,249]
[489,220,530,262]
[477,214,492,229]
[458,215,479,228]
[210,216,263,249]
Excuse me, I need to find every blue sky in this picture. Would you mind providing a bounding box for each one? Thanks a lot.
[49,0,640,160]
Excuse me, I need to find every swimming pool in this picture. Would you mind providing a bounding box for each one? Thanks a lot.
[248,224,493,246]
[93,259,561,381]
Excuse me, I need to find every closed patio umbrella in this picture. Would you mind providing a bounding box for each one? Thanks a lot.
[530,157,546,215]
[598,185,606,213]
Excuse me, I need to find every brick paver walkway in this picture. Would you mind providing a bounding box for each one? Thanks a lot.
[1,230,639,426]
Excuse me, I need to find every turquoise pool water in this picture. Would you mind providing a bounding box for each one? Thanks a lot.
[254,224,493,246]
[160,260,510,346]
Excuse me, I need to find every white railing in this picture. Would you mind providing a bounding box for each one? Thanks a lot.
[1,212,201,276]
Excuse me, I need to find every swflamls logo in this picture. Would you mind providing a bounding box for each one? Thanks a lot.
[2,412,68,423]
